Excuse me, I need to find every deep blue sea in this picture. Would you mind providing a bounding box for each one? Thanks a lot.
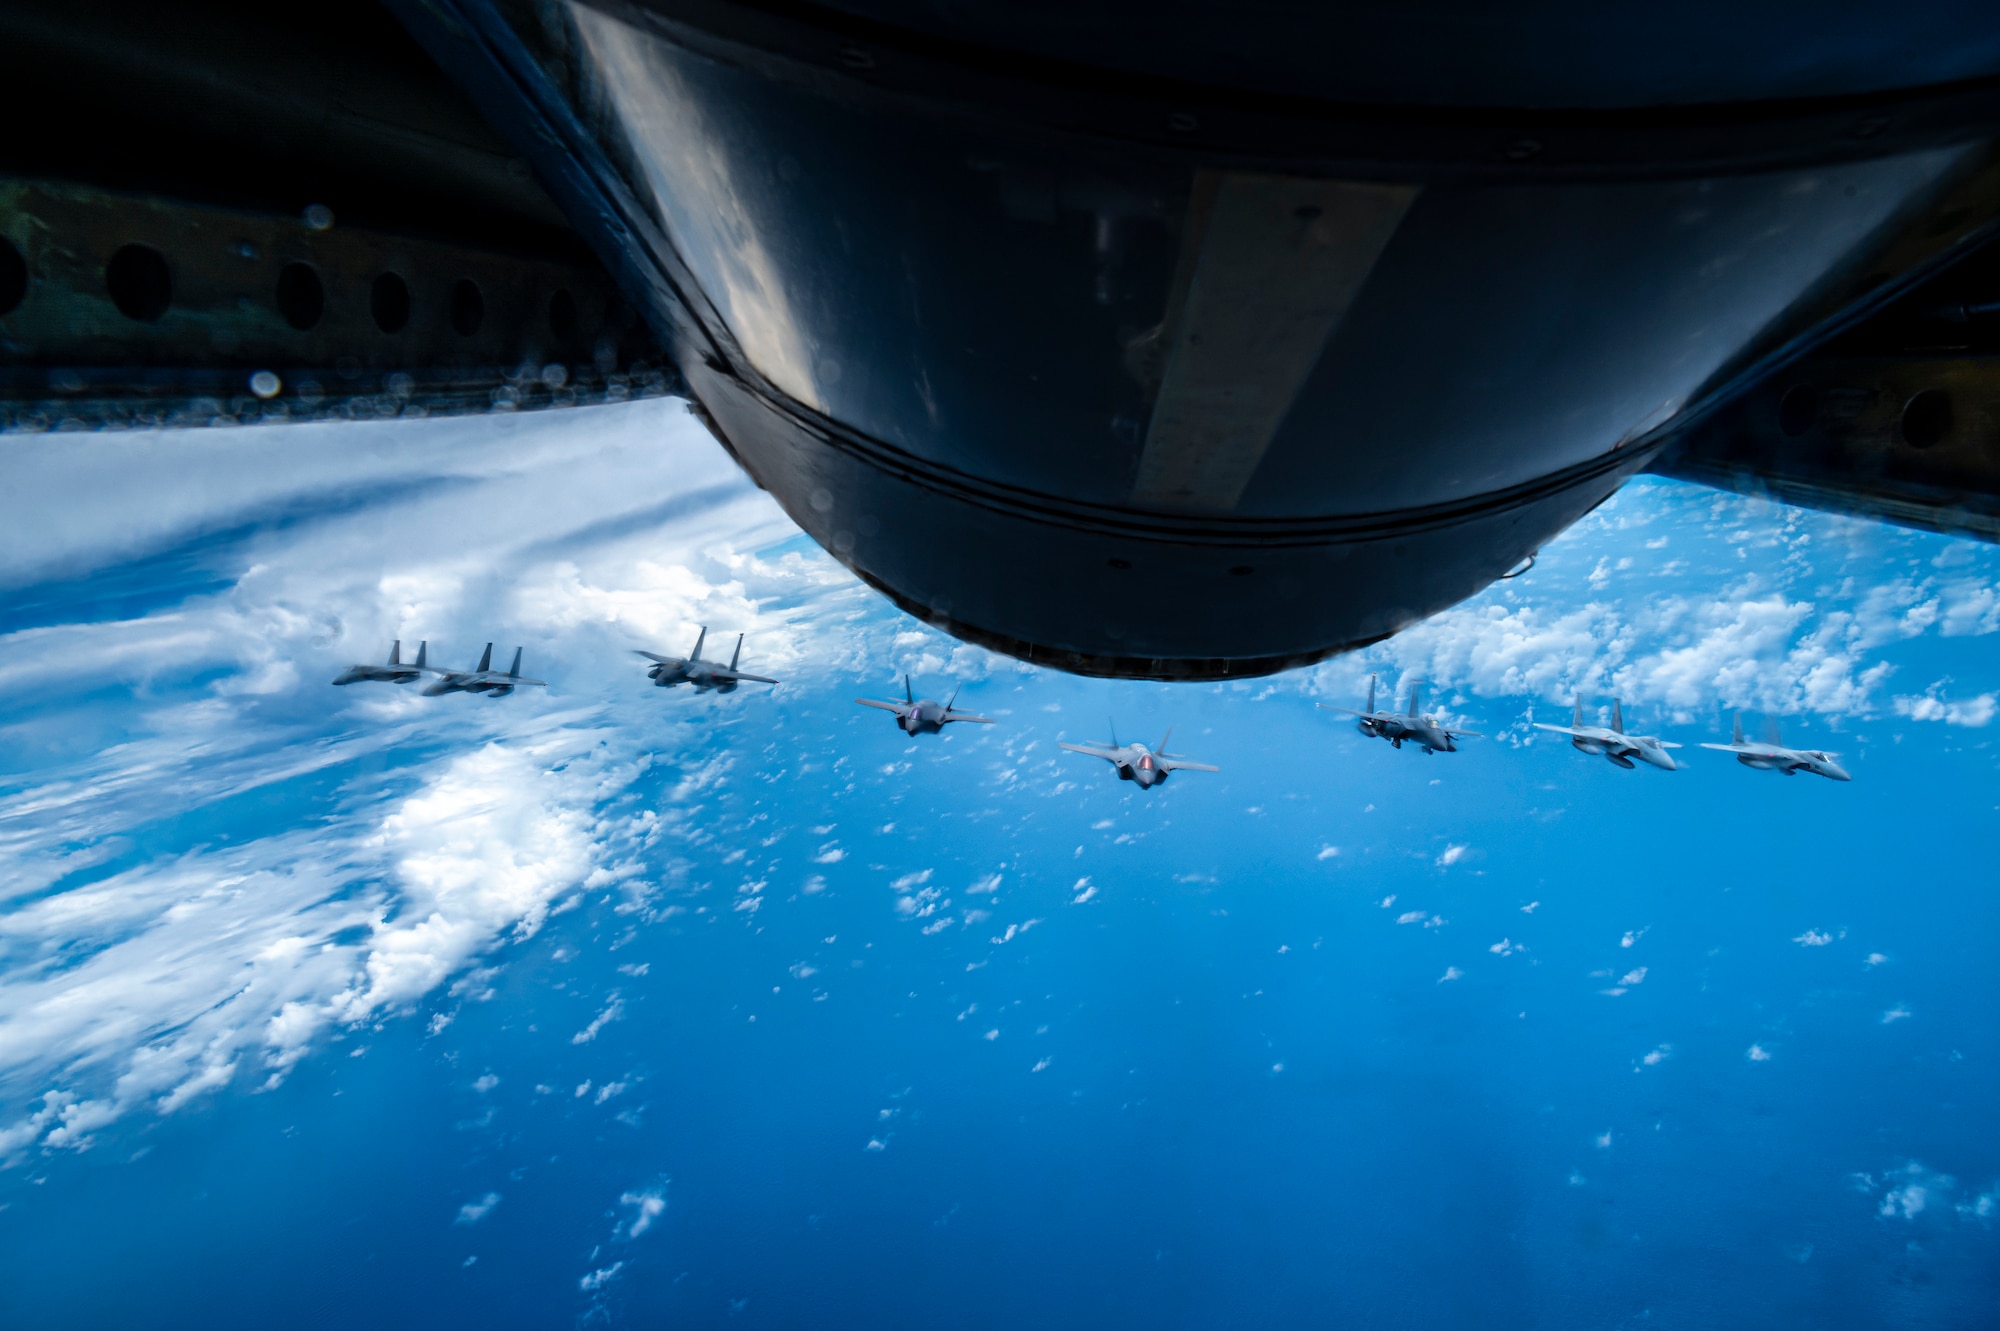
[1,401,1995,1328]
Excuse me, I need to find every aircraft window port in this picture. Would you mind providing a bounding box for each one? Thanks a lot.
[1777,384,1818,438]
[1900,389,1952,449]
[276,261,325,331]
[370,272,412,334]
[105,244,171,322]
[451,279,484,336]
[0,237,27,316]
[548,287,577,341]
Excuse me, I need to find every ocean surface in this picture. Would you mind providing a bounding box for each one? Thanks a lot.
[1,400,1996,1328]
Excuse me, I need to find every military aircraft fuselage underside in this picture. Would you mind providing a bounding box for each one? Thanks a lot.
[7,1,2000,677]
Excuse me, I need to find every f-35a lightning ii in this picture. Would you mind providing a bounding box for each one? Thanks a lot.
[855,676,994,737]
[332,640,431,687]
[1535,698,1683,771]
[1319,677,1480,754]
[1060,727,1218,789]
[1700,712,1852,781]
[634,628,778,693]
[422,644,546,697]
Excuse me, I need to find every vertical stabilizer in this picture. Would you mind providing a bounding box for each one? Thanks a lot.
[690,626,707,662]
[389,640,402,666]
[1764,714,1783,746]
[731,634,744,670]
[1611,699,1625,733]
[508,647,523,678]
[1572,696,1584,727]
[1407,681,1422,716]
[476,643,493,673]
[1365,674,1376,713]
[1732,711,1746,745]
[1159,726,1174,754]
[947,685,960,711]
[904,674,914,705]
[415,641,427,669]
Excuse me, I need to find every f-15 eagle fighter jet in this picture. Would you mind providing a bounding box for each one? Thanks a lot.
[332,640,431,687]
[855,676,994,736]
[1701,712,1852,781]
[422,644,546,697]
[634,628,778,693]
[1535,698,1682,770]
[1319,677,1480,754]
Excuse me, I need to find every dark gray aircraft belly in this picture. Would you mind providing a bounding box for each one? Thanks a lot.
[11,1,2000,677]
[386,0,2000,677]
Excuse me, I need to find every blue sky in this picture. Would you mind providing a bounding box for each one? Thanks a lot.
[1,401,1996,1327]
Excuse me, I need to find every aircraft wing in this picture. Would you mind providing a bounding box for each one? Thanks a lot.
[1444,729,1484,740]
[944,711,995,724]
[633,650,678,664]
[729,672,780,685]
[1315,704,1364,716]
[1160,757,1219,772]
[1700,742,1779,758]
[1059,741,1121,762]
[1653,740,1685,749]
[513,678,548,687]
[856,698,909,715]
[1533,723,1590,738]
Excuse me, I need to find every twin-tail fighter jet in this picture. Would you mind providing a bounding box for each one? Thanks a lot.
[634,627,778,693]
[1700,712,1851,781]
[855,676,994,736]
[332,640,430,687]
[1060,727,1218,789]
[1535,698,1682,771]
[1319,677,1480,754]
[422,644,546,697]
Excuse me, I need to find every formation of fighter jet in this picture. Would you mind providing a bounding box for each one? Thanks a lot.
[1319,677,1480,755]
[330,632,1854,785]
[1060,728,1219,790]
[422,644,546,698]
[1535,699,1683,771]
[1700,712,1852,782]
[635,627,778,693]
[332,640,431,687]
[855,676,994,737]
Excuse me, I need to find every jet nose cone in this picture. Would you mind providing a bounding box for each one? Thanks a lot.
[1828,764,1853,781]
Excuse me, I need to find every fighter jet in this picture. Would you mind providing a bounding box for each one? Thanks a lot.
[1534,698,1683,771]
[1318,676,1480,754]
[1700,712,1852,781]
[1060,727,1218,789]
[332,640,432,687]
[633,628,778,693]
[421,644,547,697]
[855,676,994,737]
